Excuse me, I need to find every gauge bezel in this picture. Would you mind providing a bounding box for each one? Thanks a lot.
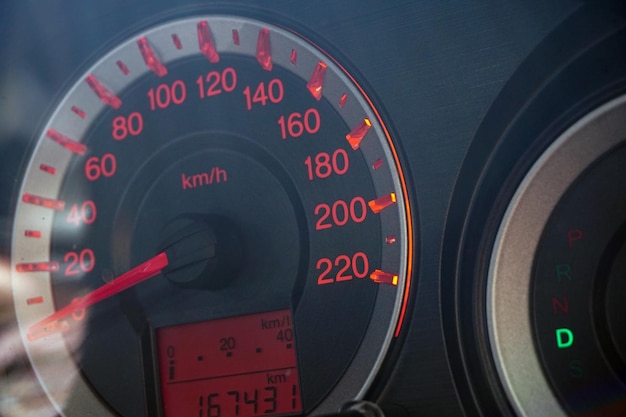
[487,94,626,417]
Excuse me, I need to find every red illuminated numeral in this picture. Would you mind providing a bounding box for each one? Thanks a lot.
[352,252,369,278]
[112,112,143,140]
[243,79,283,110]
[85,153,117,181]
[147,80,186,110]
[316,252,370,285]
[314,197,367,230]
[66,200,97,226]
[277,108,320,139]
[335,254,352,281]
[64,249,95,276]
[304,149,349,180]
[197,67,237,98]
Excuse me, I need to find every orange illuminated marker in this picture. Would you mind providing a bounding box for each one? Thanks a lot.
[256,28,272,71]
[71,105,86,118]
[370,269,398,286]
[368,192,397,214]
[46,129,86,155]
[172,34,183,50]
[232,29,240,45]
[39,164,56,175]
[25,230,42,238]
[339,93,348,108]
[116,60,130,75]
[22,193,65,211]
[16,261,59,273]
[290,49,297,65]
[197,21,220,63]
[307,61,327,100]
[372,158,383,170]
[85,74,122,109]
[137,37,168,77]
[346,118,371,150]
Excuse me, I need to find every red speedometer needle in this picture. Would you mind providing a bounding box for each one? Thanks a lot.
[27,252,169,341]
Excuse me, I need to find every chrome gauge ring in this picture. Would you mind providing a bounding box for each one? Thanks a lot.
[488,94,626,416]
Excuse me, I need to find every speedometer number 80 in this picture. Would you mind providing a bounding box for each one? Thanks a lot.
[112,112,144,140]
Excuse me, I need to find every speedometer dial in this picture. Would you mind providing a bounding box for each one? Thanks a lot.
[10,15,414,417]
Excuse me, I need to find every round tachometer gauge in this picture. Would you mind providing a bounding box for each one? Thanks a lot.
[10,15,414,417]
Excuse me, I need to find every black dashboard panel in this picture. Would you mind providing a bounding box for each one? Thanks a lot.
[1,1,626,416]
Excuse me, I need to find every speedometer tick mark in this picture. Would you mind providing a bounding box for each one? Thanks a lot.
[256,28,272,71]
[22,193,66,211]
[232,29,240,45]
[85,74,122,109]
[307,61,327,100]
[26,296,44,305]
[71,105,87,118]
[346,118,371,150]
[46,129,87,155]
[25,230,42,238]
[137,37,168,77]
[372,158,383,170]
[172,34,183,50]
[197,21,220,63]
[386,236,397,245]
[290,49,297,65]
[39,164,56,175]
[339,93,347,108]
[370,269,398,286]
[16,261,59,273]
[368,192,396,214]
[116,60,130,75]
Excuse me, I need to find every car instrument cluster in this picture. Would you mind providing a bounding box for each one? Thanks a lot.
[1,1,625,416]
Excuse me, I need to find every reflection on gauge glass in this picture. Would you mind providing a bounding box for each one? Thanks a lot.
[10,15,414,417]
[488,94,626,416]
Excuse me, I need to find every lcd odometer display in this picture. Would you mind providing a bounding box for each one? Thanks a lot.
[157,310,301,417]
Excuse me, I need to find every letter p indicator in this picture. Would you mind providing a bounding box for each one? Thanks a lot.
[568,229,584,248]
[556,328,574,349]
